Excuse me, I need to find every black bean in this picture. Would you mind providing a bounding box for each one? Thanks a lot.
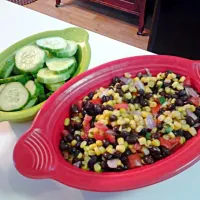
[102,139,110,148]
[178,90,186,97]
[69,148,79,156]
[104,105,114,111]
[74,123,83,130]
[186,116,196,126]
[88,156,98,169]
[115,166,124,171]
[180,95,188,102]
[112,76,120,85]
[137,72,143,78]
[140,99,149,106]
[160,146,171,157]
[152,153,163,160]
[74,135,81,141]
[116,83,122,89]
[145,93,153,100]
[123,165,129,170]
[143,155,154,164]
[128,98,135,104]
[183,131,193,140]
[152,132,161,139]
[175,99,184,106]
[60,141,69,151]
[64,134,73,142]
[163,82,170,87]
[138,89,145,96]
[134,96,140,103]
[176,74,181,79]
[67,125,75,134]
[109,95,114,100]
[113,151,122,158]
[84,101,94,111]
[72,158,81,164]
[101,160,108,169]
[139,128,148,136]
[149,146,161,155]
[71,104,79,114]
[124,149,132,156]
[87,138,95,145]
[166,70,173,75]
[168,103,176,110]
[121,130,130,138]
[75,141,81,148]
[165,94,171,98]
[103,152,112,160]
[195,107,200,117]
[121,156,128,164]
[109,114,117,122]
[113,126,120,133]
[157,123,163,130]
[94,104,103,114]
[90,120,95,128]
[125,135,138,144]
[116,89,124,97]
[171,94,179,99]
[81,110,87,116]
[88,92,95,100]
[102,95,107,103]
[122,124,129,129]
[176,129,184,136]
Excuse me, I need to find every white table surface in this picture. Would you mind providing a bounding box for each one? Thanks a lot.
[0,1,199,200]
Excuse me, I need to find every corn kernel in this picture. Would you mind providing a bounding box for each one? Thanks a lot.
[144,106,151,112]
[141,77,148,82]
[99,146,106,154]
[177,85,184,90]
[122,85,129,92]
[164,111,171,116]
[151,139,160,146]
[174,121,182,130]
[171,89,175,94]
[163,134,170,140]
[180,120,186,125]
[77,152,83,159]
[129,85,137,92]
[117,137,125,145]
[83,146,89,152]
[188,127,197,136]
[96,140,103,146]
[116,145,126,153]
[148,81,155,88]
[88,150,96,156]
[106,146,116,154]
[179,76,186,82]
[88,132,94,138]
[130,120,136,129]
[74,130,81,135]
[145,86,152,93]
[150,101,157,108]
[138,137,147,145]
[124,141,128,148]
[182,124,190,131]
[157,80,163,87]
[136,125,144,133]
[124,92,132,99]
[107,89,114,95]
[180,136,186,144]
[141,111,149,118]
[147,140,152,146]
[94,147,101,156]
[134,115,140,122]
[190,105,196,112]
[89,143,97,150]
[94,163,102,172]
[151,127,157,134]
[164,116,172,124]
[92,94,98,100]
[71,140,77,146]
[64,118,70,126]
[168,132,175,139]
[171,111,180,118]
[165,87,171,93]
[172,81,179,88]
[177,107,184,112]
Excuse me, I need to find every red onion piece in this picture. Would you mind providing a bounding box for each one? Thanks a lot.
[186,108,198,121]
[185,87,199,97]
[105,129,116,135]
[99,89,109,98]
[73,161,81,168]
[107,159,120,168]
[146,115,156,129]
[132,110,141,116]
[134,80,145,90]
[120,77,132,85]
[194,123,200,128]
[145,68,152,76]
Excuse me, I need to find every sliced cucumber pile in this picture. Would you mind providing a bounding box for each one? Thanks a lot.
[0,36,79,112]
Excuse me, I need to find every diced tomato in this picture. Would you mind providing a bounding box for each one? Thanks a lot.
[152,104,161,116]
[104,133,116,143]
[90,98,102,104]
[127,154,143,169]
[61,130,69,136]
[82,115,92,139]
[114,103,129,109]
[94,132,105,141]
[189,97,200,106]
[76,100,83,111]
[159,137,173,149]
[184,76,191,86]
[94,122,109,131]
[132,92,138,96]
[169,136,181,145]
[134,143,142,151]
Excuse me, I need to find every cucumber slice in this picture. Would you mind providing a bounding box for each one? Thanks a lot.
[0,75,32,84]
[55,40,78,58]
[23,97,38,109]
[36,37,67,52]
[46,57,76,74]
[45,81,65,92]
[15,45,46,73]
[25,80,39,98]
[0,59,15,78]
[0,84,6,92]
[68,59,78,76]
[0,82,29,111]
[37,68,70,84]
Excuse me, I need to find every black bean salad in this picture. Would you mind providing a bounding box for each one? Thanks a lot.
[60,70,200,172]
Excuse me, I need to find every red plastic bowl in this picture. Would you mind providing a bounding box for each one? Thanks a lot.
[13,55,200,192]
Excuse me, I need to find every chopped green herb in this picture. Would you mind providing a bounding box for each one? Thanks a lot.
[146,132,151,140]
[165,126,172,133]
[159,96,166,104]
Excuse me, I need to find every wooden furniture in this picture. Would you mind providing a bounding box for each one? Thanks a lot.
[55,0,147,35]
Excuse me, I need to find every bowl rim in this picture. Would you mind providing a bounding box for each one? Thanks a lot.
[13,55,200,192]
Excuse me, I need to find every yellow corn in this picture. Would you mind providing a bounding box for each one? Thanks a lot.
[94,147,101,156]
[136,125,144,133]
[88,150,96,156]
[172,81,179,88]
[188,127,197,136]
[144,106,151,112]
[107,89,114,95]
[74,130,81,135]
[94,163,102,172]
[179,76,186,82]
[130,120,136,129]
[77,152,83,159]
[116,145,126,153]
[71,140,77,146]
[174,121,182,130]
[138,137,147,145]
[92,94,98,100]
[151,139,160,146]
[180,136,186,144]
[150,101,157,108]
[122,85,129,92]
[99,146,106,154]
[168,132,175,139]
[124,141,129,148]
[171,111,180,118]
[125,92,132,99]
[106,146,116,154]
[177,85,184,90]
[117,137,125,145]
[163,134,170,140]
[182,124,190,131]
[141,111,150,118]
[96,140,103,146]
[164,116,172,124]
[89,143,97,150]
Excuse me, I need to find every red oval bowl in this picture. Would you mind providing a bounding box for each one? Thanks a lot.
[13,55,200,192]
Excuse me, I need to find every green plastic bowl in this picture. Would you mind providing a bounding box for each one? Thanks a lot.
[0,27,91,122]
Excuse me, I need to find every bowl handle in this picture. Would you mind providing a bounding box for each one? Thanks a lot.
[191,60,200,82]
[13,128,56,179]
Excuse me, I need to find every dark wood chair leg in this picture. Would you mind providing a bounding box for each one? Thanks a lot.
[137,0,147,35]
[55,0,61,7]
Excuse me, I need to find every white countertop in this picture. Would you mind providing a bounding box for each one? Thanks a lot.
[0,1,199,200]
